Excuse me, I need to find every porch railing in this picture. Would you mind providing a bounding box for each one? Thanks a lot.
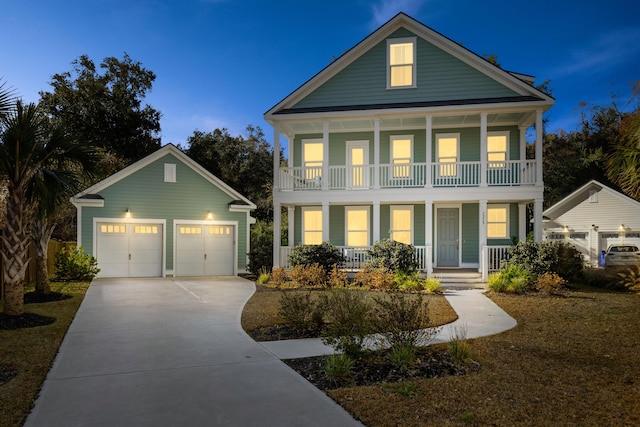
[278,160,537,191]
[481,245,511,281]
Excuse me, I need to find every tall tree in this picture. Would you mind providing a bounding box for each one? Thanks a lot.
[0,101,96,315]
[184,126,277,220]
[606,110,640,200]
[39,53,161,166]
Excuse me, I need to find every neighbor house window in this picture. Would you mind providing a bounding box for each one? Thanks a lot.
[388,37,416,88]
[345,206,370,247]
[164,163,176,182]
[487,132,508,168]
[303,140,323,181]
[302,207,323,245]
[436,133,459,177]
[487,205,509,238]
[390,206,413,245]
[391,136,413,178]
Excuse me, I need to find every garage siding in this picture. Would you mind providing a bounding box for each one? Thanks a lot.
[80,152,250,273]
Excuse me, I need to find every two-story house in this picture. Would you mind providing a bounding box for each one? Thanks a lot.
[265,13,554,279]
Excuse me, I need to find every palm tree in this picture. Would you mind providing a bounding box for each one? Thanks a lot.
[606,112,640,200]
[0,100,98,315]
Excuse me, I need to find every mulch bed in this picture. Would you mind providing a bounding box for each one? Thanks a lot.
[23,292,72,304]
[0,364,18,386]
[285,347,481,391]
[0,313,56,331]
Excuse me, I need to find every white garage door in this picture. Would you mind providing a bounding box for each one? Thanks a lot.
[96,223,163,278]
[600,231,640,252]
[175,224,235,276]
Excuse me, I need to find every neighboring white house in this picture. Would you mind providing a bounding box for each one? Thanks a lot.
[543,180,640,267]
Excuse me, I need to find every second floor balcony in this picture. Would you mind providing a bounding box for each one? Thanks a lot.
[278,159,538,191]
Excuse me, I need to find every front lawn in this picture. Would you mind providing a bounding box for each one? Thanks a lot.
[0,281,90,427]
[242,286,640,426]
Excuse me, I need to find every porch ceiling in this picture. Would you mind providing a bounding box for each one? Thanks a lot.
[281,111,534,135]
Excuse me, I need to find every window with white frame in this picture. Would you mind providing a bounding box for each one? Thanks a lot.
[487,132,508,168]
[302,207,323,245]
[487,205,509,238]
[345,206,369,247]
[303,140,324,181]
[387,37,416,88]
[390,206,413,245]
[164,163,176,182]
[436,134,459,177]
[391,136,412,178]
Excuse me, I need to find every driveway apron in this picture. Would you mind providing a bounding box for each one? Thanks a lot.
[25,277,361,427]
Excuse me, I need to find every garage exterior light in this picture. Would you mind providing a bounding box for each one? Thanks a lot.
[125,208,132,219]
[206,212,213,220]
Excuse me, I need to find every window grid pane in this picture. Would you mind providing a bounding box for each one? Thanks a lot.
[487,207,508,238]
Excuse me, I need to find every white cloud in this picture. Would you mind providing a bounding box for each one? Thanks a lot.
[551,27,640,78]
[369,0,430,29]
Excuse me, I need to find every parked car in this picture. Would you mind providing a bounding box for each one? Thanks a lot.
[604,244,640,268]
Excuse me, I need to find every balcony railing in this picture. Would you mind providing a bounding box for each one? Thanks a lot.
[278,160,537,191]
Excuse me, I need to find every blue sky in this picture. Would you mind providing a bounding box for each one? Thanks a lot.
[4,0,639,147]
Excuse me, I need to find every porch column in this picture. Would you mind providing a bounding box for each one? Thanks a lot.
[535,109,543,186]
[533,199,543,242]
[479,200,488,274]
[322,121,329,190]
[322,201,330,242]
[425,201,433,276]
[287,206,295,247]
[372,201,380,243]
[425,115,433,188]
[374,118,380,189]
[273,202,281,268]
[480,113,488,187]
[273,128,281,191]
[518,203,527,241]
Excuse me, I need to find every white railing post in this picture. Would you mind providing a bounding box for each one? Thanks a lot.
[482,246,488,281]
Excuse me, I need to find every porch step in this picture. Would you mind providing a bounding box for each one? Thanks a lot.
[431,270,485,287]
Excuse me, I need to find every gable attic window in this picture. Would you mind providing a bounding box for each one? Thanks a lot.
[387,37,416,89]
[164,163,176,182]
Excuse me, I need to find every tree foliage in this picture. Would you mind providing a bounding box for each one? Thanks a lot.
[183,125,276,220]
[39,53,161,166]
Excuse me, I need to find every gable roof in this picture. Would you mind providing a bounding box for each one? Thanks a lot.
[265,12,554,119]
[543,180,640,218]
[71,144,256,210]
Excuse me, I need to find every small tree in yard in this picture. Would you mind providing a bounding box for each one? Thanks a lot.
[367,239,418,273]
[288,242,345,273]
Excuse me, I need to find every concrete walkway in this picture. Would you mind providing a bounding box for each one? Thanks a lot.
[260,288,517,359]
[25,277,362,427]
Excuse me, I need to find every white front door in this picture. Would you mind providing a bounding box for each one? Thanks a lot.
[347,141,369,189]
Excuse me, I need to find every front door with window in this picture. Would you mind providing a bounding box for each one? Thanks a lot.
[437,208,459,267]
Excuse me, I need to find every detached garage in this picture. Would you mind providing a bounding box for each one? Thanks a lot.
[71,144,256,278]
[543,180,640,267]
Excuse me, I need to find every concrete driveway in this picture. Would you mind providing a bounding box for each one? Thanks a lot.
[25,277,361,427]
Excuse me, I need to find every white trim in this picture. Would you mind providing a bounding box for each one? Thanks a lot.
[434,204,462,268]
[345,205,371,246]
[390,134,414,178]
[93,217,167,277]
[544,180,640,218]
[487,204,510,239]
[173,219,239,276]
[346,140,370,189]
[487,130,510,167]
[301,206,323,245]
[386,36,417,89]
[435,133,460,178]
[164,163,176,183]
[390,205,414,245]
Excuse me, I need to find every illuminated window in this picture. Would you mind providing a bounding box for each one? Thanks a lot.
[302,207,323,245]
[179,226,202,235]
[134,225,158,234]
[388,38,416,88]
[391,136,412,178]
[100,224,126,234]
[390,206,413,244]
[345,207,369,247]
[487,205,508,238]
[209,226,231,235]
[487,132,508,168]
[436,134,459,177]
[303,140,323,180]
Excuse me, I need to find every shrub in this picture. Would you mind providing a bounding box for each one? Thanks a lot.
[618,265,640,294]
[582,267,627,291]
[395,271,423,292]
[53,246,100,281]
[327,264,348,288]
[354,266,395,290]
[424,277,442,293]
[448,325,472,362]
[321,289,373,357]
[373,292,440,350]
[288,263,326,288]
[488,264,534,293]
[507,241,584,281]
[256,267,270,285]
[269,267,288,287]
[323,353,354,381]
[367,239,418,273]
[288,242,345,273]
[389,345,415,371]
[535,272,567,294]
[248,219,273,274]
[278,291,323,334]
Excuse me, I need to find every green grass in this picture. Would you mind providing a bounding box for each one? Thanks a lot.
[0,281,90,427]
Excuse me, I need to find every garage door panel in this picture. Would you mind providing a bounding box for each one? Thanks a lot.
[176,224,234,276]
[96,222,163,278]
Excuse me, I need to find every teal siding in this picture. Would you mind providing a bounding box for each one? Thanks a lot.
[81,152,249,271]
[294,206,302,245]
[462,204,479,263]
[414,204,425,246]
[330,205,345,245]
[380,205,391,240]
[292,28,519,110]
